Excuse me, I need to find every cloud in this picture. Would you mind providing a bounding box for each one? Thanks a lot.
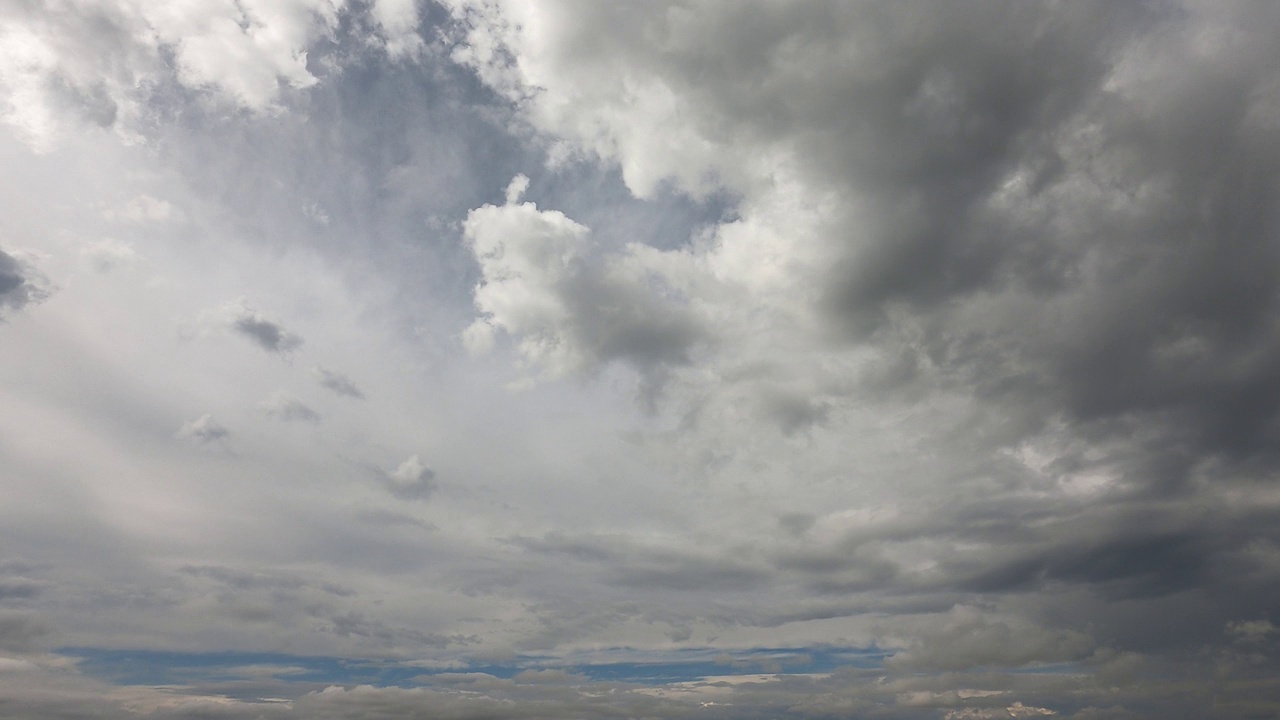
[884,606,1095,672]
[0,0,431,149]
[382,455,436,500]
[0,612,48,653]
[226,304,303,355]
[1228,619,1278,643]
[463,183,706,383]
[0,249,49,315]
[259,392,321,423]
[311,367,364,399]
[176,414,230,444]
[104,195,178,223]
[451,0,1280,488]
[6,3,1280,719]
[80,238,137,273]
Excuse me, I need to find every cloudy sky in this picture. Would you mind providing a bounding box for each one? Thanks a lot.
[2,1,1280,718]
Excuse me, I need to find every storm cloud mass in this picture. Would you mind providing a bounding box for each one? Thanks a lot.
[2,1,1279,718]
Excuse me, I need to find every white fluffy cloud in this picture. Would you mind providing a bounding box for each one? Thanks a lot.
[463,175,705,383]
[0,0,426,149]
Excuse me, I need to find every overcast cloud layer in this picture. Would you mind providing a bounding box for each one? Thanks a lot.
[3,1,1280,718]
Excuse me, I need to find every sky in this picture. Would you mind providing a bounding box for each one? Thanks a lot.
[1,1,1279,718]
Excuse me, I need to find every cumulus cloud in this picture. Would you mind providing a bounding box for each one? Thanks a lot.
[382,455,436,500]
[176,414,230,444]
[451,0,1280,485]
[311,367,364,399]
[463,180,706,382]
[0,0,427,149]
[259,392,321,423]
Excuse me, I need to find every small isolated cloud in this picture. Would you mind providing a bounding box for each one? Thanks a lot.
[382,455,436,500]
[225,304,303,355]
[311,367,364,399]
[176,414,230,444]
[259,392,321,423]
[0,249,50,316]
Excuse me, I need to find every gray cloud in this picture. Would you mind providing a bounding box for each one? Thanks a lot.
[0,249,49,315]
[230,307,303,355]
[176,414,230,444]
[883,606,1095,673]
[381,455,436,501]
[0,612,49,653]
[260,392,321,423]
[311,367,364,399]
[5,2,1280,718]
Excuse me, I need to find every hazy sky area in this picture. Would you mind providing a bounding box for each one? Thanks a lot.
[2,1,1280,718]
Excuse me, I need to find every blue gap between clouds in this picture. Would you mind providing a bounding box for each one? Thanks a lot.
[60,646,889,688]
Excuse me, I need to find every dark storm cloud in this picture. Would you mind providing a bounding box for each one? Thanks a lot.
[785,1,1280,490]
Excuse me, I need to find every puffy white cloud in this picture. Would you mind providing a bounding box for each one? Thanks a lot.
[0,0,428,149]
[463,180,705,382]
